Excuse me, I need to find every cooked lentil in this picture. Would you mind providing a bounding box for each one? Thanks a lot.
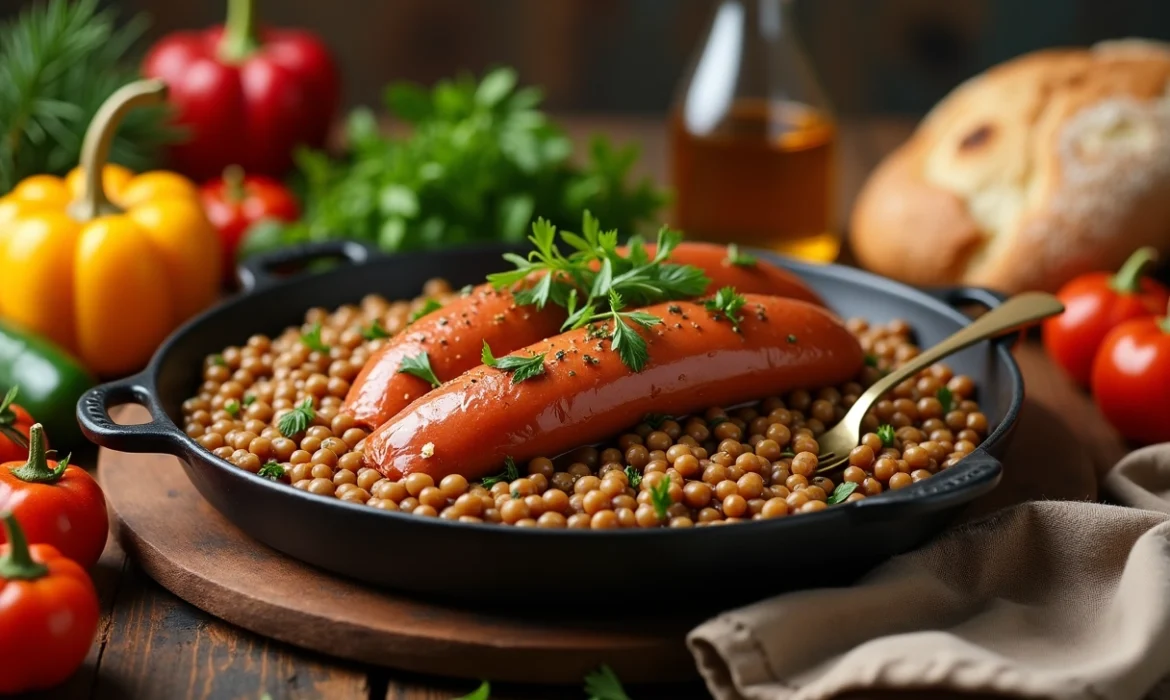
[182,290,992,529]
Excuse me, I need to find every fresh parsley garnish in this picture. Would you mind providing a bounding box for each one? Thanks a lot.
[300,322,329,353]
[864,354,879,367]
[398,351,441,388]
[481,457,519,487]
[642,413,669,429]
[726,242,757,267]
[481,341,546,383]
[361,319,391,340]
[937,386,955,413]
[257,461,285,481]
[625,466,642,488]
[409,298,443,324]
[827,481,859,505]
[224,399,241,418]
[452,681,491,700]
[242,394,256,407]
[277,398,315,437]
[649,477,672,521]
[877,424,895,447]
[703,286,747,332]
[210,354,226,367]
[584,664,632,700]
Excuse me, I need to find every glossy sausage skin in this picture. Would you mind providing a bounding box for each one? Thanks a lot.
[362,294,864,482]
[342,242,823,429]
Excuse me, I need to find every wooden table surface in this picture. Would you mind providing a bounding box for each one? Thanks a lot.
[15,117,1131,700]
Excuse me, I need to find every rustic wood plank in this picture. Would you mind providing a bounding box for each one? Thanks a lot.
[89,559,372,700]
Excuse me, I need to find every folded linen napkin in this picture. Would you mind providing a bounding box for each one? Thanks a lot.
[687,443,1170,700]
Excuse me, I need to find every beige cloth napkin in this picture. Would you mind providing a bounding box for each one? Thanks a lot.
[688,443,1170,700]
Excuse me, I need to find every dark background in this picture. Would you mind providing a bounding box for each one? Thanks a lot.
[5,0,1170,118]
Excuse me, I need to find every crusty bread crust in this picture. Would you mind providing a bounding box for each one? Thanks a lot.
[850,39,1170,293]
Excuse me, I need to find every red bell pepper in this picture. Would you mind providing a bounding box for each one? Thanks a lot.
[142,0,340,181]
[1042,247,1169,387]
[1090,302,1170,445]
[200,165,300,280]
[0,512,100,695]
[0,387,36,463]
[0,424,107,569]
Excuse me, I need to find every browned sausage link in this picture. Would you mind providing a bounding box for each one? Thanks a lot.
[362,294,864,482]
[342,243,824,429]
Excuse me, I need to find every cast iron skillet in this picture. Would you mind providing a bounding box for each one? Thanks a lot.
[78,241,1021,607]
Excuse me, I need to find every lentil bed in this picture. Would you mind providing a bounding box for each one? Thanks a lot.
[180,287,991,529]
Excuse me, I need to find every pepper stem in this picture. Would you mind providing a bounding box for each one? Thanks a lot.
[8,424,68,485]
[219,0,261,63]
[69,80,168,222]
[224,165,247,203]
[1109,246,1159,294]
[0,512,49,580]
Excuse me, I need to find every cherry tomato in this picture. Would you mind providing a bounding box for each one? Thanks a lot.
[1043,247,1169,387]
[1090,305,1170,445]
[200,165,300,282]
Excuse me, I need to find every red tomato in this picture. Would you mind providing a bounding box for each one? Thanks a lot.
[0,387,39,463]
[1043,247,1169,387]
[200,166,300,281]
[1090,308,1170,445]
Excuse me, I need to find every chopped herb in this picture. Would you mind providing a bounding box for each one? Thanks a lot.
[937,386,955,413]
[277,398,315,437]
[210,354,226,367]
[787,334,797,344]
[624,466,642,488]
[300,322,330,353]
[511,488,521,499]
[827,481,859,505]
[864,354,879,368]
[224,399,241,418]
[481,341,546,383]
[257,461,285,481]
[649,477,672,521]
[725,242,757,267]
[453,681,491,700]
[703,286,748,331]
[361,319,391,340]
[584,665,632,700]
[242,394,256,407]
[398,351,441,388]
[481,457,519,487]
[642,413,670,429]
[877,424,896,447]
[409,298,443,324]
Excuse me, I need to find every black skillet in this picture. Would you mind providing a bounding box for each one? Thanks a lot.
[77,240,1021,607]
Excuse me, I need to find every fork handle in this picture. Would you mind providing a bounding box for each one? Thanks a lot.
[847,291,1064,420]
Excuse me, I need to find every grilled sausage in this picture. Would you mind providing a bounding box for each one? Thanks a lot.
[362,294,863,482]
[342,242,823,428]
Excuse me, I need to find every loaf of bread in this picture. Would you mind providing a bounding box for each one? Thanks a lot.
[849,39,1170,293]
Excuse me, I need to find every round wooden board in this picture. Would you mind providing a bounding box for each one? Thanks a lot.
[98,408,696,685]
[97,366,1109,686]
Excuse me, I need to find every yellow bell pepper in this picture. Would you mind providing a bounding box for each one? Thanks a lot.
[0,80,221,377]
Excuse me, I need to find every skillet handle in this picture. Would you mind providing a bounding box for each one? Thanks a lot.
[847,447,1003,523]
[237,240,382,293]
[77,373,181,454]
[921,286,1007,311]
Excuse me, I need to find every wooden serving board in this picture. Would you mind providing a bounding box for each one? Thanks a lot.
[96,345,1119,685]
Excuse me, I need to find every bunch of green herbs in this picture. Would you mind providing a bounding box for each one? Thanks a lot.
[241,67,666,257]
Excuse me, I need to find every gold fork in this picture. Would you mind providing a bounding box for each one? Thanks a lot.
[814,291,1065,473]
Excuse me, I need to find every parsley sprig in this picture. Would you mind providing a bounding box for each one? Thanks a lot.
[563,290,662,372]
[584,665,632,700]
[409,298,444,324]
[361,320,391,340]
[300,323,330,353]
[257,461,285,481]
[703,286,748,332]
[277,398,315,438]
[937,386,955,413]
[725,243,757,267]
[877,424,896,447]
[481,457,519,487]
[649,476,672,521]
[398,351,441,388]
[481,341,546,383]
[827,481,859,505]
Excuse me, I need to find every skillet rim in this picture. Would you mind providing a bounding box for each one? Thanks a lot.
[78,243,1021,539]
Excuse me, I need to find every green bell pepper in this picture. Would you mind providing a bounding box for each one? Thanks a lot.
[0,319,96,450]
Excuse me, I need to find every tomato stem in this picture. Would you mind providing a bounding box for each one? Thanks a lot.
[1109,246,1159,294]
[219,0,261,64]
[224,165,247,203]
[7,424,67,485]
[0,512,49,580]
